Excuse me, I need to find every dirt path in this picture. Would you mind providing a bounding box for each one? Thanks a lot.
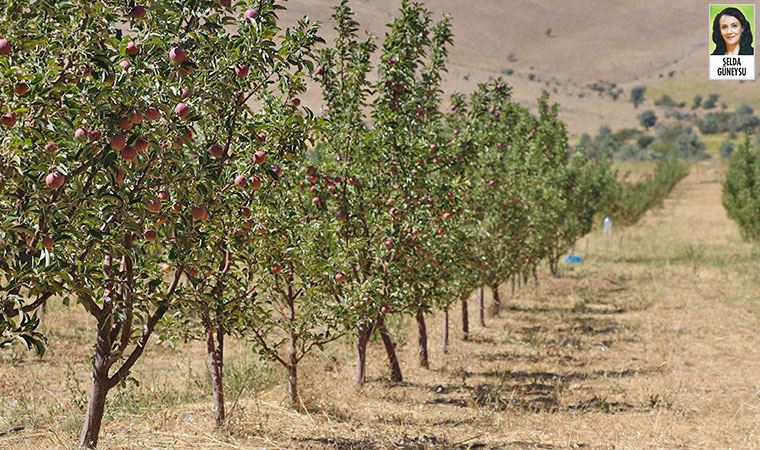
[4,161,760,449]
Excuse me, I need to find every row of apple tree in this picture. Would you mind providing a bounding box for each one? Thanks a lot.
[0,0,624,447]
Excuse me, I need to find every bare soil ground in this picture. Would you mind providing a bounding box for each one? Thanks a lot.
[3,161,760,449]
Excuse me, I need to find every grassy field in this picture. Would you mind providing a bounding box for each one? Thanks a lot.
[2,160,760,449]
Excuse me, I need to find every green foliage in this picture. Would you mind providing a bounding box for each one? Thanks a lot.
[723,135,760,242]
[638,110,657,130]
[630,85,646,108]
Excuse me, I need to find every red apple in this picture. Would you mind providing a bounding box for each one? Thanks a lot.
[253,151,266,165]
[157,190,171,201]
[74,127,88,141]
[143,229,157,241]
[240,206,251,216]
[110,133,126,149]
[14,82,29,96]
[134,137,149,152]
[1,112,16,128]
[271,263,282,274]
[235,64,249,78]
[171,202,183,212]
[234,174,247,187]
[87,129,102,142]
[256,130,268,142]
[181,88,190,99]
[126,41,139,56]
[119,117,132,130]
[145,107,160,121]
[155,214,168,225]
[45,141,57,153]
[0,38,11,56]
[175,103,191,120]
[384,239,393,249]
[243,8,259,21]
[208,143,224,158]
[130,111,143,125]
[335,272,347,283]
[442,212,451,220]
[119,60,131,70]
[146,198,162,213]
[250,176,262,190]
[292,97,301,107]
[169,46,187,63]
[45,171,66,189]
[120,146,137,161]
[380,305,391,315]
[130,6,146,19]
[190,206,209,221]
[311,196,321,206]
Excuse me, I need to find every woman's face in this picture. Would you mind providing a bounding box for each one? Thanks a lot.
[719,14,744,47]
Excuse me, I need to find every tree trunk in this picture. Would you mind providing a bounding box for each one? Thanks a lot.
[478,287,485,327]
[442,308,449,353]
[533,265,539,285]
[287,343,298,409]
[356,324,372,387]
[204,313,225,427]
[416,310,429,369]
[491,283,501,317]
[376,316,403,382]
[79,373,109,449]
[461,297,469,341]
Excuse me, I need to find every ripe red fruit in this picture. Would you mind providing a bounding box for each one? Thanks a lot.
[175,103,191,120]
[42,236,54,250]
[244,9,259,21]
[380,305,391,315]
[315,66,325,76]
[271,165,282,176]
[143,229,157,241]
[171,202,183,212]
[120,146,137,161]
[250,176,262,190]
[348,177,358,186]
[131,111,143,125]
[181,88,190,99]
[437,228,444,236]
[110,133,126,150]
[119,60,131,70]
[442,212,451,220]
[257,130,268,142]
[126,41,139,56]
[208,144,224,158]
[335,272,347,283]
[1,112,16,128]
[234,174,247,187]
[169,47,187,63]
[157,190,170,201]
[240,206,251,216]
[119,117,132,130]
[145,107,160,122]
[146,198,162,213]
[292,97,301,107]
[187,266,200,277]
[384,239,393,249]
[14,83,29,96]
[155,214,168,225]
[235,64,249,78]
[190,206,209,221]
[253,151,266,165]
[74,127,88,141]
[131,6,146,19]
[45,141,57,153]
[0,39,11,56]
[271,263,283,274]
[488,179,496,187]
[45,171,66,190]
[87,129,102,142]
[311,196,321,206]
[134,137,149,152]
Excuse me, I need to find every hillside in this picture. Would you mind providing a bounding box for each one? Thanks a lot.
[281,0,756,136]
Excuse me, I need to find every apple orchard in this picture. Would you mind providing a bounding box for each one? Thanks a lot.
[0,1,618,448]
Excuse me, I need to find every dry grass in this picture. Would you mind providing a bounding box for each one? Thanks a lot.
[3,161,760,449]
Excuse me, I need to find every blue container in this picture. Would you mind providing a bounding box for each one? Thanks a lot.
[564,255,583,264]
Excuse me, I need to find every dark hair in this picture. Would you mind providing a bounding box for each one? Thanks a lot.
[712,7,754,55]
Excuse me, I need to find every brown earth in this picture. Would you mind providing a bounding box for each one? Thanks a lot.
[3,160,760,448]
